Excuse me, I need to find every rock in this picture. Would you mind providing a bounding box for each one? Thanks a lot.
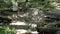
[36,27,58,34]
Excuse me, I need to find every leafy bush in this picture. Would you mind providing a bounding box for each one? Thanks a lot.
[0,17,15,34]
[0,25,16,34]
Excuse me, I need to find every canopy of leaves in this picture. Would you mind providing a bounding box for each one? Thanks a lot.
[0,0,55,11]
[18,0,55,11]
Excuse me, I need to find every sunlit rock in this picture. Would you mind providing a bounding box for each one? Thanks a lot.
[31,31,38,34]
[31,24,37,28]
[10,21,27,25]
[16,29,28,34]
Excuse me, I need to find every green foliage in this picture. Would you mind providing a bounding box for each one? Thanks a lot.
[39,0,55,11]
[0,25,16,34]
[19,0,55,11]
[0,0,12,8]
[0,0,4,3]
[0,0,55,11]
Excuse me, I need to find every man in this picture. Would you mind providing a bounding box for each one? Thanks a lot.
[12,0,19,18]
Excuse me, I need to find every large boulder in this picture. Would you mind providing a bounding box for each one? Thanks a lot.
[36,27,58,34]
[43,9,60,22]
[44,9,60,18]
